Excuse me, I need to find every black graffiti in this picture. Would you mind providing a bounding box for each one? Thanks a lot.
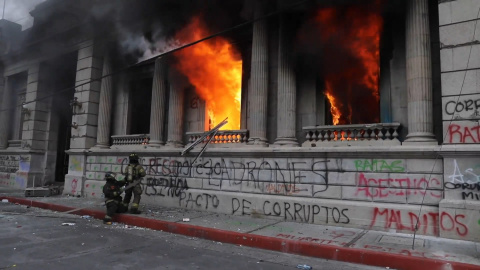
[148,158,191,176]
[0,167,17,173]
[231,198,251,215]
[312,161,328,194]
[0,161,19,166]
[230,200,350,224]
[445,99,480,115]
[0,155,19,161]
[145,157,328,192]
[461,192,480,201]
[179,192,220,209]
[119,157,148,174]
[444,182,480,191]
[144,176,189,197]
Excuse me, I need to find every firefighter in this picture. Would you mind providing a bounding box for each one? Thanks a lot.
[102,172,127,225]
[122,153,146,214]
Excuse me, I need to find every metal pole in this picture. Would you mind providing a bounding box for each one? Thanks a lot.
[2,0,6,20]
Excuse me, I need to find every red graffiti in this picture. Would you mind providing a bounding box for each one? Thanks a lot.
[329,230,356,239]
[71,179,78,194]
[363,245,457,259]
[448,124,480,143]
[0,173,12,180]
[355,173,442,198]
[190,96,200,109]
[369,208,468,237]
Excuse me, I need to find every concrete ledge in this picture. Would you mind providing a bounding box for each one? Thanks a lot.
[1,196,479,270]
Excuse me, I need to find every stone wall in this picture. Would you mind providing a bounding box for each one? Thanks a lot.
[440,156,480,241]
[0,154,33,189]
[439,1,480,144]
[0,155,20,188]
[437,0,480,242]
[74,152,480,241]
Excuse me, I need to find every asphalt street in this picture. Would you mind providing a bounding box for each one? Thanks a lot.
[0,202,384,270]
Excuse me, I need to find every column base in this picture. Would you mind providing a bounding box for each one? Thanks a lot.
[273,137,299,147]
[403,132,438,145]
[247,137,268,147]
[148,140,165,148]
[166,141,184,148]
[92,144,111,149]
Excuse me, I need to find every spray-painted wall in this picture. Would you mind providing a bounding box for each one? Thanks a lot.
[436,0,480,241]
[3,0,480,245]
[72,151,478,242]
[0,155,22,188]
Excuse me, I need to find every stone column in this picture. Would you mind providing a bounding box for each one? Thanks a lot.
[64,40,102,197]
[22,63,49,150]
[0,77,9,149]
[248,1,269,145]
[166,83,185,147]
[404,0,436,144]
[94,55,113,148]
[149,57,167,147]
[274,14,298,146]
[70,40,103,149]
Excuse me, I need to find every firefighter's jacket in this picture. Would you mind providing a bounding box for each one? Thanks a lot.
[103,180,124,202]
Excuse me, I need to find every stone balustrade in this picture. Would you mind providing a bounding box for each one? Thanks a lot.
[186,130,249,145]
[303,123,401,146]
[111,134,150,146]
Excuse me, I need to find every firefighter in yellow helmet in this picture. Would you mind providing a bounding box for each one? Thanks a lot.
[122,153,146,214]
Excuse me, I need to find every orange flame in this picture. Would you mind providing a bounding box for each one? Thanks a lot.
[315,4,383,125]
[325,86,340,125]
[174,16,242,131]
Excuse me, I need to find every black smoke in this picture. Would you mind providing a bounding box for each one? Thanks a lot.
[89,0,248,62]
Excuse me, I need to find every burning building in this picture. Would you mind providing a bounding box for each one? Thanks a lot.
[0,0,479,242]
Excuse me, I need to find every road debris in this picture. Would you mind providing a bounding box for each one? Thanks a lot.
[296,264,312,270]
[62,222,76,226]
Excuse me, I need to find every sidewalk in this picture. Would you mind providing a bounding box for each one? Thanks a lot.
[1,187,479,270]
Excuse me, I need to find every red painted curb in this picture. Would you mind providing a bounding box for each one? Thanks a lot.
[3,196,480,270]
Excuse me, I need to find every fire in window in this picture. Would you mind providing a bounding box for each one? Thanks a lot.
[173,15,242,131]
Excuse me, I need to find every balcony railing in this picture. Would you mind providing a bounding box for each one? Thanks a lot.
[186,130,249,145]
[111,134,150,146]
[303,123,401,146]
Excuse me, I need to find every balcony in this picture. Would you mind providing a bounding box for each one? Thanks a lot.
[186,130,249,147]
[303,123,401,147]
[111,134,150,148]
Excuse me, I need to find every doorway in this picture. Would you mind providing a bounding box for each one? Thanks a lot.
[47,52,77,182]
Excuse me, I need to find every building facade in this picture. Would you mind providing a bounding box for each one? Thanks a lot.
[0,0,479,242]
